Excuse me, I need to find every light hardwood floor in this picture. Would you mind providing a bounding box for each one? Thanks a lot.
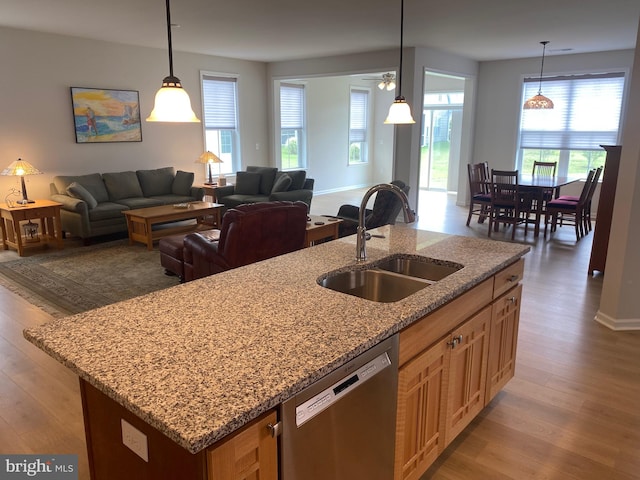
[1,190,638,480]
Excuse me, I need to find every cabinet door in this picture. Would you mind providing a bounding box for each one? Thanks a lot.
[443,306,491,446]
[207,410,277,480]
[486,284,522,403]
[394,338,449,480]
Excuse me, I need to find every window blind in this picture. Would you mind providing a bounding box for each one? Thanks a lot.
[281,84,304,129]
[350,89,368,142]
[520,72,625,150]
[202,76,237,129]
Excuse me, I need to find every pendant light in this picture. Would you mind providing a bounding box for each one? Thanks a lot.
[146,0,200,122]
[523,41,554,110]
[384,0,415,124]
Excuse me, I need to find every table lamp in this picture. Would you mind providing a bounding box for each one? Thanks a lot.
[196,151,223,185]
[1,158,42,204]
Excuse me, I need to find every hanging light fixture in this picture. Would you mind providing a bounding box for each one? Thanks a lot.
[384,0,415,124]
[146,0,200,122]
[378,73,397,91]
[523,41,554,110]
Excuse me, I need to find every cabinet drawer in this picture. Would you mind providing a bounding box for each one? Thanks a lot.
[493,258,524,299]
[399,278,493,366]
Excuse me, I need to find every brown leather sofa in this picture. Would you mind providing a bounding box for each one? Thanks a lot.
[182,201,308,281]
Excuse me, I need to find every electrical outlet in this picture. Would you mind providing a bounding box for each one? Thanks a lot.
[121,419,149,462]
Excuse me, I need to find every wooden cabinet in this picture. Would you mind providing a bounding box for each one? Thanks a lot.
[207,410,278,480]
[486,284,522,403]
[589,145,621,274]
[395,336,449,480]
[443,306,490,445]
[395,260,523,480]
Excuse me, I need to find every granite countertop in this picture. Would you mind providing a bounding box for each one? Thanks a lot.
[24,225,529,454]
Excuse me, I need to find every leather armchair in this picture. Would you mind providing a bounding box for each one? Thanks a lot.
[183,201,308,281]
[336,180,410,237]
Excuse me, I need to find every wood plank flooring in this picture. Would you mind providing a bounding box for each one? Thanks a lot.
[0,190,638,480]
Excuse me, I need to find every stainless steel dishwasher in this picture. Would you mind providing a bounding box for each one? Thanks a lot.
[281,334,398,479]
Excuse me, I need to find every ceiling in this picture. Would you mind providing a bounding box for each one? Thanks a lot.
[1,0,638,63]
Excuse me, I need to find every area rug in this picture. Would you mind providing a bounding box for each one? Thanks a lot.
[0,239,180,318]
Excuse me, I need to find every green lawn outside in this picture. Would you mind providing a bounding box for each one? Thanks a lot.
[420,141,450,190]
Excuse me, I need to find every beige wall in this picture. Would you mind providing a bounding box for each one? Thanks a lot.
[0,26,268,200]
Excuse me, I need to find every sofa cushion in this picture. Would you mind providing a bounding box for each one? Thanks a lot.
[116,197,164,209]
[87,202,129,222]
[285,170,306,191]
[54,174,109,203]
[246,166,278,194]
[172,170,194,196]
[136,167,175,197]
[66,182,98,209]
[103,171,144,201]
[271,174,292,193]
[235,172,262,195]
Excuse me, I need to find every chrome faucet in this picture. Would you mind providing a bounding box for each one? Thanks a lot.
[356,183,416,261]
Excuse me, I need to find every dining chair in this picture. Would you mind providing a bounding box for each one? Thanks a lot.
[488,169,529,240]
[544,168,597,240]
[466,162,491,226]
[554,166,603,234]
[532,161,557,178]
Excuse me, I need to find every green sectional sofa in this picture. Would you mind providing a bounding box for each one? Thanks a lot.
[50,167,204,241]
[214,166,314,210]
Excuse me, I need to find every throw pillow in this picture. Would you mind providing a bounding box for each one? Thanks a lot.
[67,182,98,209]
[235,172,261,195]
[287,170,307,191]
[271,174,292,193]
[172,170,194,196]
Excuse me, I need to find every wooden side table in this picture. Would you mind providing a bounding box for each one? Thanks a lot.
[305,215,342,247]
[0,199,64,256]
[199,183,233,202]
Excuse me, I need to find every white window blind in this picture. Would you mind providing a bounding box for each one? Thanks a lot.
[350,89,368,142]
[520,72,625,150]
[202,76,237,129]
[281,84,304,128]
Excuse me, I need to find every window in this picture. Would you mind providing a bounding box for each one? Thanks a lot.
[517,72,625,177]
[349,89,369,164]
[280,83,306,169]
[202,75,239,174]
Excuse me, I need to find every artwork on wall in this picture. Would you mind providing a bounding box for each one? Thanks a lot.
[70,87,142,143]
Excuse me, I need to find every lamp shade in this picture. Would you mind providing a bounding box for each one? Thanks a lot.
[523,93,554,109]
[384,97,415,124]
[146,77,200,122]
[1,159,42,176]
[196,151,223,164]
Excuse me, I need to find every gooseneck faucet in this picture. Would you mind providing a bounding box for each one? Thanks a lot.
[356,183,416,261]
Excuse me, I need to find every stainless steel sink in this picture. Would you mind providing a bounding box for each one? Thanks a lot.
[319,255,463,303]
[320,269,431,303]
[374,255,463,281]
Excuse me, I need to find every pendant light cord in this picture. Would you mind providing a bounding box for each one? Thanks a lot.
[537,41,549,95]
[165,0,174,78]
[397,0,405,98]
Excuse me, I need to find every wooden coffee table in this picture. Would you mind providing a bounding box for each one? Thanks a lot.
[123,202,223,250]
[305,215,342,247]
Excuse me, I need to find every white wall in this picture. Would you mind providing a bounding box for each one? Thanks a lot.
[473,50,635,172]
[0,26,268,200]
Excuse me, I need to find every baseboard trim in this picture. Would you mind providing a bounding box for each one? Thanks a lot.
[594,310,640,331]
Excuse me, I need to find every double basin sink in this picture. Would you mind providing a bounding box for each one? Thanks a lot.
[319,254,463,303]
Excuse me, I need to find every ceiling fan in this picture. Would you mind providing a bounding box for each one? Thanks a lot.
[361,72,397,91]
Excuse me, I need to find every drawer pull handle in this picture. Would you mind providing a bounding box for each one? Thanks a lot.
[507,275,519,282]
[447,335,463,349]
[509,296,517,304]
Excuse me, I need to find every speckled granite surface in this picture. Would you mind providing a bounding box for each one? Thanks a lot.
[24,225,529,454]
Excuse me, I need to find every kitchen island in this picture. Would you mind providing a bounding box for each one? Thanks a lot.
[24,225,529,479]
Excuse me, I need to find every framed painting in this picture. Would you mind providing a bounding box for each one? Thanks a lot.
[70,87,142,143]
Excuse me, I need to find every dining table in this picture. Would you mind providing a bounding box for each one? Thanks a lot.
[517,175,580,237]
